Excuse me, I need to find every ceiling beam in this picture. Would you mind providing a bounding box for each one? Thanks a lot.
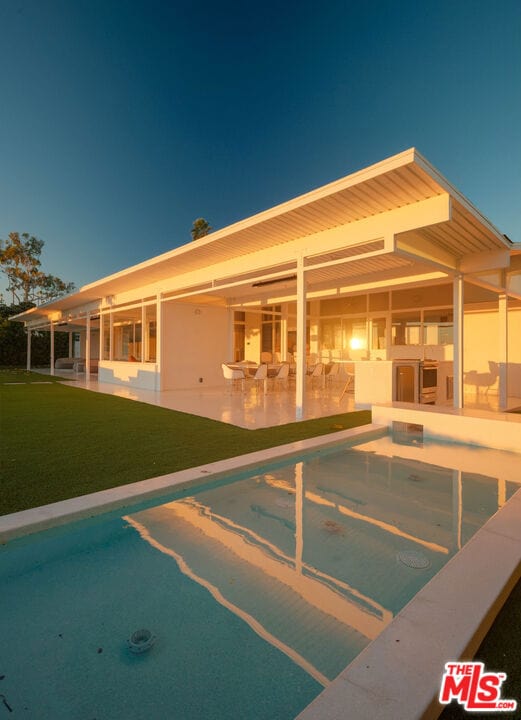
[395,233,457,272]
[460,249,510,273]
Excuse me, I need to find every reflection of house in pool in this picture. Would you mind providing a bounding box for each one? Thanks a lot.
[124,442,517,685]
[12,148,521,418]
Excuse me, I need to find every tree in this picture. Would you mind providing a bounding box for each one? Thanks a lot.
[0,300,69,366]
[190,218,212,241]
[0,232,75,304]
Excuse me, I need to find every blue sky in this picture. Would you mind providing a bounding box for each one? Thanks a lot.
[1,0,520,296]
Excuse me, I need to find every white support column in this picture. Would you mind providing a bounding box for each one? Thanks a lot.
[68,331,73,358]
[109,311,114,361]
[295,254,306,420]
[26,327,31,371]
[453,274,464,409]
[281,304,288,361]
[99,315,103,361]
[141,303,146,362]
[156,293,163,390]
[85,313,91,376]
[50,322,55,376]
[498,291,508,410]
[227,307,234,361]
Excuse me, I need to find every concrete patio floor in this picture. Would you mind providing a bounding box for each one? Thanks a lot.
[59,375,359,428]
[33,368,521,429]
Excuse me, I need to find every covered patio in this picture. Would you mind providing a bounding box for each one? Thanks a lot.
[52,371,357,429]
[13,149,521,425]
[41,367,518,433]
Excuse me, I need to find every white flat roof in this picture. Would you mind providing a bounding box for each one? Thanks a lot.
[13,148,514,324]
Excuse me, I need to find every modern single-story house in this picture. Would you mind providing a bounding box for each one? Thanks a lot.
[12,148,521,419]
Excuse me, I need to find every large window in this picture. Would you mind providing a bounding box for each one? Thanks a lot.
[261,306,281,360]
[145,305,157,361]
[102,314,110,360]
[233,311,245,362]
[106,304,157,362]
[113,311,142,361]
[392,311,421,346]
[319,317,367,359]
[370,318,386,350]
[392,309,453,346]
[423,309,453,345]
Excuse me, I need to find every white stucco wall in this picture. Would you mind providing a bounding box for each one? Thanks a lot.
[98,361,160,390]
[464,307,521,396]
[161,302,229,390]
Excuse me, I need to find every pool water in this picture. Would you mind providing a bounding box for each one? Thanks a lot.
[1,436,518,719]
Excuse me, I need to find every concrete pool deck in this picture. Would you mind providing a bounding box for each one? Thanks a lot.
[1,422,520,720]
[372,402,521,454]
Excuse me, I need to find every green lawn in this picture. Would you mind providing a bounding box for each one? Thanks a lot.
[0,376,371,515]
[0,368,73,384]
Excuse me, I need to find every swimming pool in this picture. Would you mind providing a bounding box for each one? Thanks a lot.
[1,433,519,719]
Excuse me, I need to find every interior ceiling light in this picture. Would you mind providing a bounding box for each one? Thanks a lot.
[252,274,297,288]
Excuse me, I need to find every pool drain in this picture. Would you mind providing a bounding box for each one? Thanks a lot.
[397,550,431,569]
[127,628,156,654]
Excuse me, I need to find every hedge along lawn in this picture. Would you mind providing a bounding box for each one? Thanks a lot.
[0,381,371,516]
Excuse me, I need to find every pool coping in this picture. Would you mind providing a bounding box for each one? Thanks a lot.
[0,423,384,543]
[2,421,520,720]
[296,490,521,720]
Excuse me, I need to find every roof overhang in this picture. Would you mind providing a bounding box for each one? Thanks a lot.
[11,147,515,326]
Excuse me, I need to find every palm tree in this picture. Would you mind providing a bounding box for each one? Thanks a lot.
[191,218,212,241]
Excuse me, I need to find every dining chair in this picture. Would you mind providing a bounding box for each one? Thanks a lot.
[325,362,340,386]
[269,362,290,391]
[309,362,325,388]
[222,363,246,392]
[247,363,268,394]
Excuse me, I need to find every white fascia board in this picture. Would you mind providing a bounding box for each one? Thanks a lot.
[301,194,451,259]
[111,194,452,307]
[11,149,440,318]
[77,149,420,299]
[460,249,511,273]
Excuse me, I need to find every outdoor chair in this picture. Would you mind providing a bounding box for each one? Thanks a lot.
[247,363,268,394]
[325,362,340,386]
[308,362,325,388]
[222,363,246,392]
[339,363,355,400]
[269,362,290,391]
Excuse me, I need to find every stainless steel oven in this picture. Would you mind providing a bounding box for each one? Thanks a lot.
[420,360,438,404]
